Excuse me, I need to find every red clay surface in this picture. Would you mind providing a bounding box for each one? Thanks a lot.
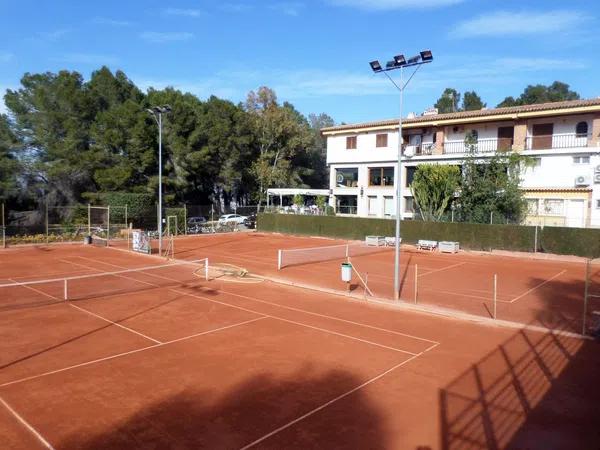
[137,232,600,335]
[1,241,599,449]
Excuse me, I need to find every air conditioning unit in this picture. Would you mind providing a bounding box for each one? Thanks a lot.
[594,173,600,184]
[575,175,592,186]
[404,145,416,157]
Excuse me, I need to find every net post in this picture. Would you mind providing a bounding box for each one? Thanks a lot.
[583,259,590,336]
[493,274,498,319]
[205,258,209,281]
[184,204,188,235]
[87,204,91,236]
[345,244,349,259]
[414,264,418,304]
[64,279,68,301]
[277,249,282,270]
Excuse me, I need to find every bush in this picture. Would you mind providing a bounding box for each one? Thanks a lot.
[256,213,600,257]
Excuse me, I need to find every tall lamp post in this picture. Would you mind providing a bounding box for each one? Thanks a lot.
[147,105,172,256]
[369,50,433,300]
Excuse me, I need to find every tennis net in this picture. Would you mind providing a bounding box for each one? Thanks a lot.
[278,243,391,269]
[0,258,209,311]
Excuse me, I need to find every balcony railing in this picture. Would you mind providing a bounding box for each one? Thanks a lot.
[337,205,357,215]
[402,143,435,156]
[443,138,507,155]
[525,133,590,150]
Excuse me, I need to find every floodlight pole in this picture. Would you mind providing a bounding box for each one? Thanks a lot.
[370,51,432,300]
[147,105,171,256]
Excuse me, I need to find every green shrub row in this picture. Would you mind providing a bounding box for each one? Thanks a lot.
[257,214,600,258]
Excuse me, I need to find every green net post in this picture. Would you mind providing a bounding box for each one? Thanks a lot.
[45,199,49,244]
[184,204,187,235]
[1,202,5,249]
[107,205,111,247]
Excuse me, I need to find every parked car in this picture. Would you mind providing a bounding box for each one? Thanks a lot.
[218,214,247,224]
[243,214,257,229]
[187,216,207,226]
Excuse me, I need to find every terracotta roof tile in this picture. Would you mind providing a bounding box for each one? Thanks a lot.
[322,98,600,133]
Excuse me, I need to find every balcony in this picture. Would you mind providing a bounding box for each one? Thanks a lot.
[402,143,436,156]
[443,138,508,155]
[525,133,590,150]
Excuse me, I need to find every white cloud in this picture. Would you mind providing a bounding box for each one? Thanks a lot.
[220,3,255,13]
[329,0,463,10]
[0,52,13,63]
[164,8,203,18]
[52,53,119,65]
[93,17,132,26]
[451,10,589,38]
[37,29,70,41]
[139,32,194,43]
[270,2,305,16]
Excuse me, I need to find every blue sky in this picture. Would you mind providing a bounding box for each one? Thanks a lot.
[0,0,598,124]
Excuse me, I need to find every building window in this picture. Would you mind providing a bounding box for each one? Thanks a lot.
[573,156,590,164]
[369,167,394,186]
[346,136,357,149]
[384,196,395,217]
[336,195,357,215]
[527,199,539,215]
[376,134,388,148]
[542,199,564,216]
[335,168,358,187]
[368,196,378,216]
[575,121,589,138]
[404,197,415,213]
[405,166,417,187]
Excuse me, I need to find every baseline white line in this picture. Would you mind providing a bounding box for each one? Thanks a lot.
[216,287,440,345]
[0,316,267,388]
[509,270,567,304]
[68,303,162,344]
[417,261,467,278]
[0,394,55,449]
[7,278,59,301]
[82,255,439,347]
[172,290,417,355]
[240,350,432,449]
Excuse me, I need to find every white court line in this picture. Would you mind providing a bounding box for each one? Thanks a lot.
[0,316,267,388]
[240,342,440,449]
[171,290,417,355]
[417,261,467,278]
[85,255,439,347]
[7,278,59,301]
[509,270,567,304]
[0,394,55,449]
[68,303,162,344]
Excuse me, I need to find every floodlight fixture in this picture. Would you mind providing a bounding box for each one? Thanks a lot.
[369,60,383,72]
[407,55,421,65]
[420,50,433,62]
[393,54,406,66]
[386,60,396,70]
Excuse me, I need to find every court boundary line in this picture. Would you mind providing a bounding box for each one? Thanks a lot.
[84,255,439,347]
[0,316,267,388]
[171,289,418,355]
[0,394,55,449]
[68,303,163,344]
[508,270,567,303]
[240,343,439,449]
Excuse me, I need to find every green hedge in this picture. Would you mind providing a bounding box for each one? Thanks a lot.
[257,214,600,258]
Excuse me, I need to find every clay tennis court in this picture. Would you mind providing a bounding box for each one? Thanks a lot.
[148,232,600,335]
[1,239,599,449]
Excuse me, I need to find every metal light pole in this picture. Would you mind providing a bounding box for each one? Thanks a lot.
[147,105,172,256]
[369,51,433,300]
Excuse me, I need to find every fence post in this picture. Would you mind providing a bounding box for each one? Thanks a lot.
[490,211,493,225]
[107,205,111,247]
[87,204,91,236]
[493,274,498,319]
[277,250,282,270]
[414,264,418,304]
[534,225,538,253]
[184,204,188,235]
[45,199,49,244]
[583,259,590,336]
[1,202,5,249]
[125,204,128,234]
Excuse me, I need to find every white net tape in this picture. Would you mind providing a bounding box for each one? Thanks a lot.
[278,243,390,269]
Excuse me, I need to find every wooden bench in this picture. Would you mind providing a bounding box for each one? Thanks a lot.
[416,239,438,251]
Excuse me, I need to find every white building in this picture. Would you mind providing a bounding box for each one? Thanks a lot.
[322,99,600,228]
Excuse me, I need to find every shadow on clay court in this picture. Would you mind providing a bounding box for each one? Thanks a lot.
[57,366,391,449]
[439,275,600,450]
